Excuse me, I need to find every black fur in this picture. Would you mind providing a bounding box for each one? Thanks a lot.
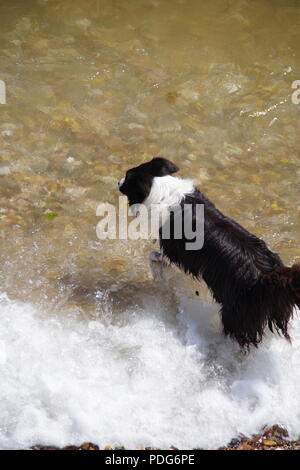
[119,158,179,206]
[119,158,300,348]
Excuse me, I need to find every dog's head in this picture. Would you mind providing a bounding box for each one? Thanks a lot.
[118,158,179,206]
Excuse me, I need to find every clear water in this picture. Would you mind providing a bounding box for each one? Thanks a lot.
[0,0,300,449]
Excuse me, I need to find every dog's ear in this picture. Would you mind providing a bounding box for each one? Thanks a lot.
[149,157,179,176]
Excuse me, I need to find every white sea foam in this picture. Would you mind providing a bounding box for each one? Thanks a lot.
[0,291,299,449]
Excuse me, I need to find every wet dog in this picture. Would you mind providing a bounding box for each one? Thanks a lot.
[118,157,300,348]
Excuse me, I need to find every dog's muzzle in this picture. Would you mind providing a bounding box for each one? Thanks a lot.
[118,178,125,189]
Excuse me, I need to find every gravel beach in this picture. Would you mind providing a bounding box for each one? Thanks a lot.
[28,426,300,451]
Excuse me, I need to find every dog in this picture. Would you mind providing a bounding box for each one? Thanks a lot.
[118,157,300,348]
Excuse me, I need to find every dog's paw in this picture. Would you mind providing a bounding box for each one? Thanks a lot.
[149,251,163,263]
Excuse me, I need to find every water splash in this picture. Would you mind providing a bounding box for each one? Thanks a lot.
[0,292,299,449]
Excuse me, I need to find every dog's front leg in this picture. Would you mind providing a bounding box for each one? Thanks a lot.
[149,251,163,263]
[149,251,166,280]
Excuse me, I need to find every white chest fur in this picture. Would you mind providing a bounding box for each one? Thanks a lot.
[137,175,195,232]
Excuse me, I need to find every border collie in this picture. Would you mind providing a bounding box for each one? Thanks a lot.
[118,157,300,348]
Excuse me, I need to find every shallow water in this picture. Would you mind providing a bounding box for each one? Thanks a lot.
[0,0,300,449]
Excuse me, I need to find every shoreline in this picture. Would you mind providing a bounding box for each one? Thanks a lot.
[27,426,300,451]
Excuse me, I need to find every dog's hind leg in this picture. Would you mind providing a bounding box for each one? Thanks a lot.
[219,304,263,349]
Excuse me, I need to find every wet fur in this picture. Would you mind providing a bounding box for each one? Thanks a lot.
[119,158,300,348]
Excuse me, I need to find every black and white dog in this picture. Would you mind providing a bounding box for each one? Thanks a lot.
[118,157,300,348]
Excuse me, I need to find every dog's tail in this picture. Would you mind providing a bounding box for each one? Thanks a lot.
[221,263,300,348]
[264,263,300,332]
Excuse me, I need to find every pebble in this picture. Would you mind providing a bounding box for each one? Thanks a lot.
[0,166,11,176]
[27,426,300,450]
